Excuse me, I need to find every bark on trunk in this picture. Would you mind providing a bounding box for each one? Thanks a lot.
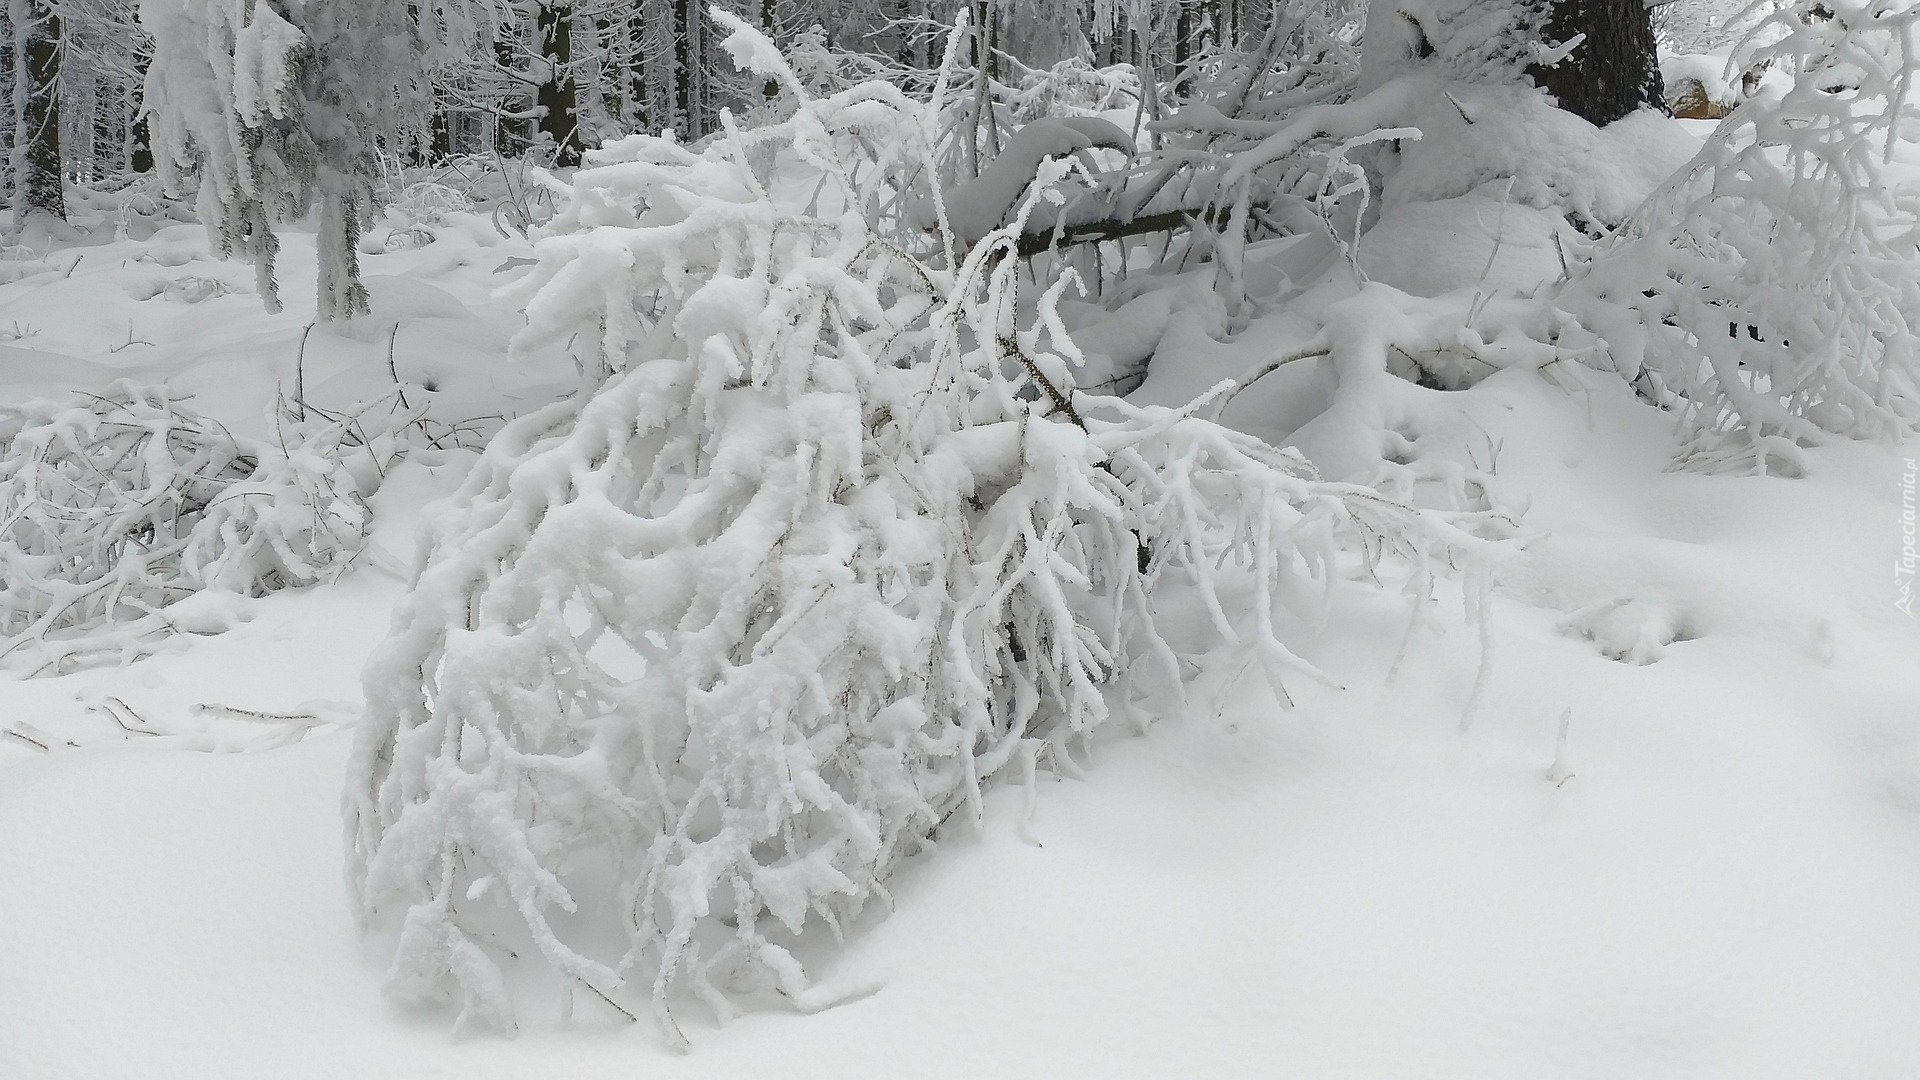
[1173,0,1197,97]
[129,50,153,174]
[673,0,696,138]
[625,8,648,134]
[536,1,582,167]
[1529,0,1665,127]
[494,29,527,156]
[20,0,64,221]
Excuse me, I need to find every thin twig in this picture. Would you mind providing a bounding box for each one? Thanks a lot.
[5,728,50,752]
[1218,340,1333,414]
[191,702,322,723]
[1000,335,1088,430]
[100,696,161,735]
[576,978,639,1023]
[293,323,315,420]
[387,323,412,412]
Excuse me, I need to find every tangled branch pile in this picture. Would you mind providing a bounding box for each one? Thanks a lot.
[0,382,374,674]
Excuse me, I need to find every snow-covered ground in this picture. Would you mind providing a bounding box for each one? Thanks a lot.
[3,166,1919,1078]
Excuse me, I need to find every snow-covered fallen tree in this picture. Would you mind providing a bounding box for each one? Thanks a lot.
[0,383,377,675]
[345,12,1513,1047]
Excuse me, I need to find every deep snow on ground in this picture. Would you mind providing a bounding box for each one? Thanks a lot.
[2,186,1919,1079]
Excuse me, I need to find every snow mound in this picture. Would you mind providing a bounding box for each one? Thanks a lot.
[1361,188,1568,297]
[1383,85,1700,226]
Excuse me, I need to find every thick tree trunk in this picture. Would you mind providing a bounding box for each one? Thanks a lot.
[891,0,914,69]
[20,0,64,221]
[536,1,582,167]
[1529,0,1666,126]
[592,14,620,126]
[969,0,999,82]
[90,68,115,179]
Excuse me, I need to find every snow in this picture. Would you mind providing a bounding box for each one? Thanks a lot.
[229,1,305,126]
[4,19,1920,1078]
[1359,189,1567,298]
[1379,86,1702,226]
[4,369,1918,1076]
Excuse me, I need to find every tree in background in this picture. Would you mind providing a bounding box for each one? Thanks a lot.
[142,0,442,318]
[534,0,582,164]
[12,0,66,223]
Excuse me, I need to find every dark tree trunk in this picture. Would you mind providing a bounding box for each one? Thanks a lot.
[1529,0,1665,127]
[536,1,582,166]
[429,99,451,161]
[762,0,779,101]
[592,14,620,125]
[129,50,153,174]
[495,29,528,156]
[1173,0,1197,96]
[625,8,648,135]
[91,69,115,180]
[969,0,998,82]
[130,111,153,173]
[673,0,695,137]
[20,0,65,221]
[890,0,913,70]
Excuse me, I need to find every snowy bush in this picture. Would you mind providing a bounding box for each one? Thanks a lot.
[387,180,475,229]
[1007,57,1142,124]
[345,13,1510,1045]
[1564,0,1920,473]
[0,383,375,674]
